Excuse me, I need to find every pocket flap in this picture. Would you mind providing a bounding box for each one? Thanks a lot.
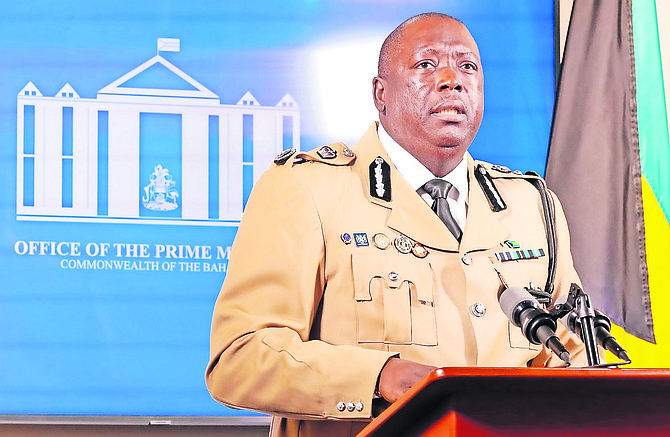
[352,252,433,303]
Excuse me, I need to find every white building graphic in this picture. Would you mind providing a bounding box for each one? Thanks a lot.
[16,40,300,225]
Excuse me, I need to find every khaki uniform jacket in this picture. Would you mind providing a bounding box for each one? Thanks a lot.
[206,123,585,437]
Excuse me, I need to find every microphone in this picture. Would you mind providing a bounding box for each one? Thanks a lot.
[499,286,570,364]
[564,310,630,362]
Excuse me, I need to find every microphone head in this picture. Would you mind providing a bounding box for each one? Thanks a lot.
[499,287,539,327]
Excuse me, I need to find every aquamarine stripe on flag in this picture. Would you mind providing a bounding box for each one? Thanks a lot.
[632,0,670,222]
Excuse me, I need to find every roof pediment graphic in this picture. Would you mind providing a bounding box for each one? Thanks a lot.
[236,91,259,106]
[98,55,218,100]
[19,82,43,97]
[277,93,298,108]
[56,83,80,98]
[119,62,199,91]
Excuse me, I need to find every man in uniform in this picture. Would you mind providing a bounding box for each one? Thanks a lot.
[206,12,586,437]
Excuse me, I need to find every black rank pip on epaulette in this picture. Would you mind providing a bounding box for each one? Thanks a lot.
[273,148,296,165]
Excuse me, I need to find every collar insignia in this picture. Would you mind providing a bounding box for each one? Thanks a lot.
[474,164,507,212]
[369,156,391,201]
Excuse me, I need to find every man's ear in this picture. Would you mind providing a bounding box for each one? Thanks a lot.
[372,76,386,115]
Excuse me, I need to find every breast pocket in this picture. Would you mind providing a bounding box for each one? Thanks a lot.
[352,252,437,346]
[507,320,542,351]
[491,256,547,351]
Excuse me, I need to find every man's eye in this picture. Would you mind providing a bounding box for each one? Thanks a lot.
[461,62,477,71]
[416,60,435,69]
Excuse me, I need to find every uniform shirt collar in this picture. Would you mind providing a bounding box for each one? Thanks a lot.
[377,123,469,201]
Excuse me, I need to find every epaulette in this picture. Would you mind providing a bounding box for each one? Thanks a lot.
[484,162,529,178]
[293,143,356,166]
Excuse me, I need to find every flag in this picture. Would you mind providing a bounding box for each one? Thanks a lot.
[546,0,670,364]
[157,38,180,53]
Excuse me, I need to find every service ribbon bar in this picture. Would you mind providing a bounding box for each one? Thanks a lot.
[495,248,545,262]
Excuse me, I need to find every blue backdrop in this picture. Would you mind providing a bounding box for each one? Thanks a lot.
[0,0,555,421]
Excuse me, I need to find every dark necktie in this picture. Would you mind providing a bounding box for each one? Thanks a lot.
[422,179,462,242]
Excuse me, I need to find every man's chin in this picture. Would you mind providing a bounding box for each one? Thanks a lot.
[431,123,474,142]
[433,134,473,151]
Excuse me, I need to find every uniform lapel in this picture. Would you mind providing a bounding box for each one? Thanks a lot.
[352,124,509,253]
[353,123,457,251]
[386,174,457,251]
[460,155,510,252]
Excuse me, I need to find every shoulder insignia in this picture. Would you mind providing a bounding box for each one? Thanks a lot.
[294,142,356,166]
[273,148,296,165]
[484,162,540,180]
[491,164,512,173]
[317,145,337,159]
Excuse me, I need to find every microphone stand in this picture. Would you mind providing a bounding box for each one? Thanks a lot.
[549,283,631,367]
[572,288,600,366]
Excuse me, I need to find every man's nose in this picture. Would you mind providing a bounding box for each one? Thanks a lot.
[436,67,462,91]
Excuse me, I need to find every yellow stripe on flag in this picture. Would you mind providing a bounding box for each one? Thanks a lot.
[610,176,670,367]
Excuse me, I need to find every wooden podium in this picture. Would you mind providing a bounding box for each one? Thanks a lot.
[357,367,670,437]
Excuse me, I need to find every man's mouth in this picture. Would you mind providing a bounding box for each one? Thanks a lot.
[432,103,466,121]
[435,108,461,115]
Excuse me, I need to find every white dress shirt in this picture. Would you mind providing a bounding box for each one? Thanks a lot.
[377,123,468,230]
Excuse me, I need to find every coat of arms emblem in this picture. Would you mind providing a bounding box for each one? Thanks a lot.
[142,164,179,211]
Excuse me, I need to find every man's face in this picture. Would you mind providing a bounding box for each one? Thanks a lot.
[374,16,484,173]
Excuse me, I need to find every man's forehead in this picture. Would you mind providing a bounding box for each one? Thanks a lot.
[402,17,478,51]
[413,43,480,59]
[378,14,480,75]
